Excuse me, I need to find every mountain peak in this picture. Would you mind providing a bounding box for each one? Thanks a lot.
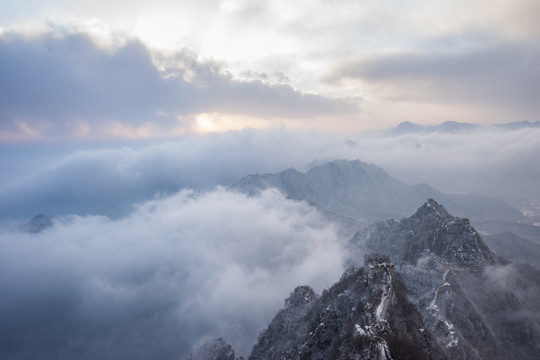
[250,260,445,360]
[21,214,53,234]
[394,121,422,132]
[414,198,453,221]
[284,285,317,308]
[306,158,370,176]
[361,199,499,268]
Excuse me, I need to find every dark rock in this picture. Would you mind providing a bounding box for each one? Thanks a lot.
[250,263,446,360]
[186,338,236,360]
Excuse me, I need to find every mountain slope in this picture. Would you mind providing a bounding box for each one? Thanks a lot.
[354,199,498,268]
[20,214,53,233]
[188,200,540,360]
[387,121,479,135]
[231,159,526,229]
[484,232,540,268]
[351,199,540,359]
[249,256,446,360]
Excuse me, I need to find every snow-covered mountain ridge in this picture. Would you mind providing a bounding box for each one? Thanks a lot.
[189,199,540,359]
[354,198,498,268]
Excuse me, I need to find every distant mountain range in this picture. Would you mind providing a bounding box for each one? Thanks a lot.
[385,120,540,135]
[231,159,528,233]
[231,158,540,284]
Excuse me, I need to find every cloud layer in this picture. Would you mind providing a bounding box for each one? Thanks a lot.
[326,43,540,120]
[1,3,539,359]
[0,188,344,359]
[0,129,352,218]
[1,1,539,129]
[0,31,358,141]
[1,126,539,220]
[354,126,540,203]
[0,125,538,359]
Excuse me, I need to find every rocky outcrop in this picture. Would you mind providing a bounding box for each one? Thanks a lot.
[353,199,540,359]
[354,198,498,268]
[186,338,237,360]
[249,255,446,360]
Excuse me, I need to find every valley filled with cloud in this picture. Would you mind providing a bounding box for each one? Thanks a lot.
[1,1,539,358]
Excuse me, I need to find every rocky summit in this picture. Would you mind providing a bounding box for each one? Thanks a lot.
[249,255,446,360]
[352,198,499,268]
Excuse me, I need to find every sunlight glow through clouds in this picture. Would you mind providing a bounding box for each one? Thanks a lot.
[0,0,539,139]
[133,15,186,52]
[193,113,273,134]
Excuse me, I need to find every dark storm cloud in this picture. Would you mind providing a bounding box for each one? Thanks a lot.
[0,32,358,139]
[0,189,344,359]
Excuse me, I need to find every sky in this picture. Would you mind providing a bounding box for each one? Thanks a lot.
[1,1,539,359]
[1,0,539,140]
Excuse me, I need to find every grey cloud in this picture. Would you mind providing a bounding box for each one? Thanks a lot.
[327,43,540,114]
[0,188,345,359]
[0,33,188,124]
[0,31,358,139]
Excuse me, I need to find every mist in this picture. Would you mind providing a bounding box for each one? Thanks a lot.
[354,126,540,205]
[1,127,539,359]
[1,126,539,220]
[0,188,344,358]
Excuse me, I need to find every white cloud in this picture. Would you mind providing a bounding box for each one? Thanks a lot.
[0,188,345,358]
[0,129,351,218]
[1,126,539,219]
